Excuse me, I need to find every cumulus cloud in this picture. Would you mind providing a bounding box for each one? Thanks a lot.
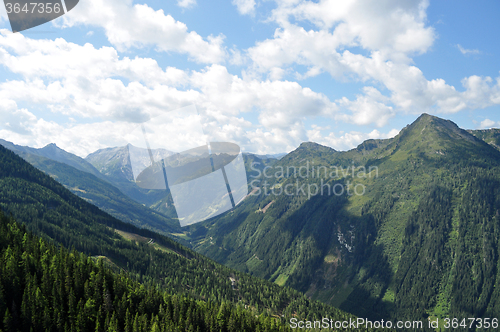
[57,0,226,63]
[246,123,308,154]
[478,119,499,129]
[232,0,256,16]
[177,0,196,9]
[241,0,500,124]
[0,31,200,120]
[248,0,435,75]
[0,33,341,155]
[0,103,37,135]
[0,114,137,157]
[190,64,337,127]
[0,31,189,85]
[336,87,395,127]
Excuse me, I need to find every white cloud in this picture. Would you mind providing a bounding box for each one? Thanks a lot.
[478,119,499,129]
[0,31,188,84]
[1,0,499,155]
[246,123,307,154]
[238,0,496,125]
[177,0,197,9]
[0,33,341,155]
[242,0,498,124]
[336,86,395,127]
[248,0,435,74]
[307,127,400,151]
[232,0,256,16]
[190,64,336,117]
[457,44,480,55]
[461,75,500,109]
[0,114,137,157]
[0,103,37,135]
[57,0,226,63]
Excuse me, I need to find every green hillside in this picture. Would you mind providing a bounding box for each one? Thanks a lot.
[0,144,366,330]
[469,128,500,151]
[186,114,500,324]
[0,140,178,220]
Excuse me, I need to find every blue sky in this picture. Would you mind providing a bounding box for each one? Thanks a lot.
[0,0,499,157]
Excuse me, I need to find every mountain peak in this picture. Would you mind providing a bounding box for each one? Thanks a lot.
[407,113,477,142]
[40,143,68,157]
[43,142,59,149]
[388,113,492,159]
[297,142,336,152]
[415,112,436,121]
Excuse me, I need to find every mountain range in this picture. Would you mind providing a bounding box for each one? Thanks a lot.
[0,141,370,331]
[2,113,500,328]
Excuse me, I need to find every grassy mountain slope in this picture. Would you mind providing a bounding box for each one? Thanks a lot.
[469,128,500,151]
[0,144,363,328]
[186,114,500,324]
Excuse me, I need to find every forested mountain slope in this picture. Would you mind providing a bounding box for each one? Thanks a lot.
[186,114,500,323]
[0,144,362,328]
[0,212,295,332]
[0,140,178,219]
[0,145,182,236]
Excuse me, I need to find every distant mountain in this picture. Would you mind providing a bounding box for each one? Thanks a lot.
[0,140,282,236]
[85,145,135,181]
[0,138,105,180]
[250,152,287,160]
[85,144,282,218]
[85,144,177,211]
[85,144,173,183]
[0,143,363,329]
[186,113,500,322]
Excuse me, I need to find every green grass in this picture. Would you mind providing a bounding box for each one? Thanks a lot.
[114,228,180,255]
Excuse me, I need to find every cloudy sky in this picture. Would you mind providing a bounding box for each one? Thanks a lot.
[0,0,499,157]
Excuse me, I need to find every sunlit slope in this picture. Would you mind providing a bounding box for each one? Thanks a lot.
[188,114,500,322]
